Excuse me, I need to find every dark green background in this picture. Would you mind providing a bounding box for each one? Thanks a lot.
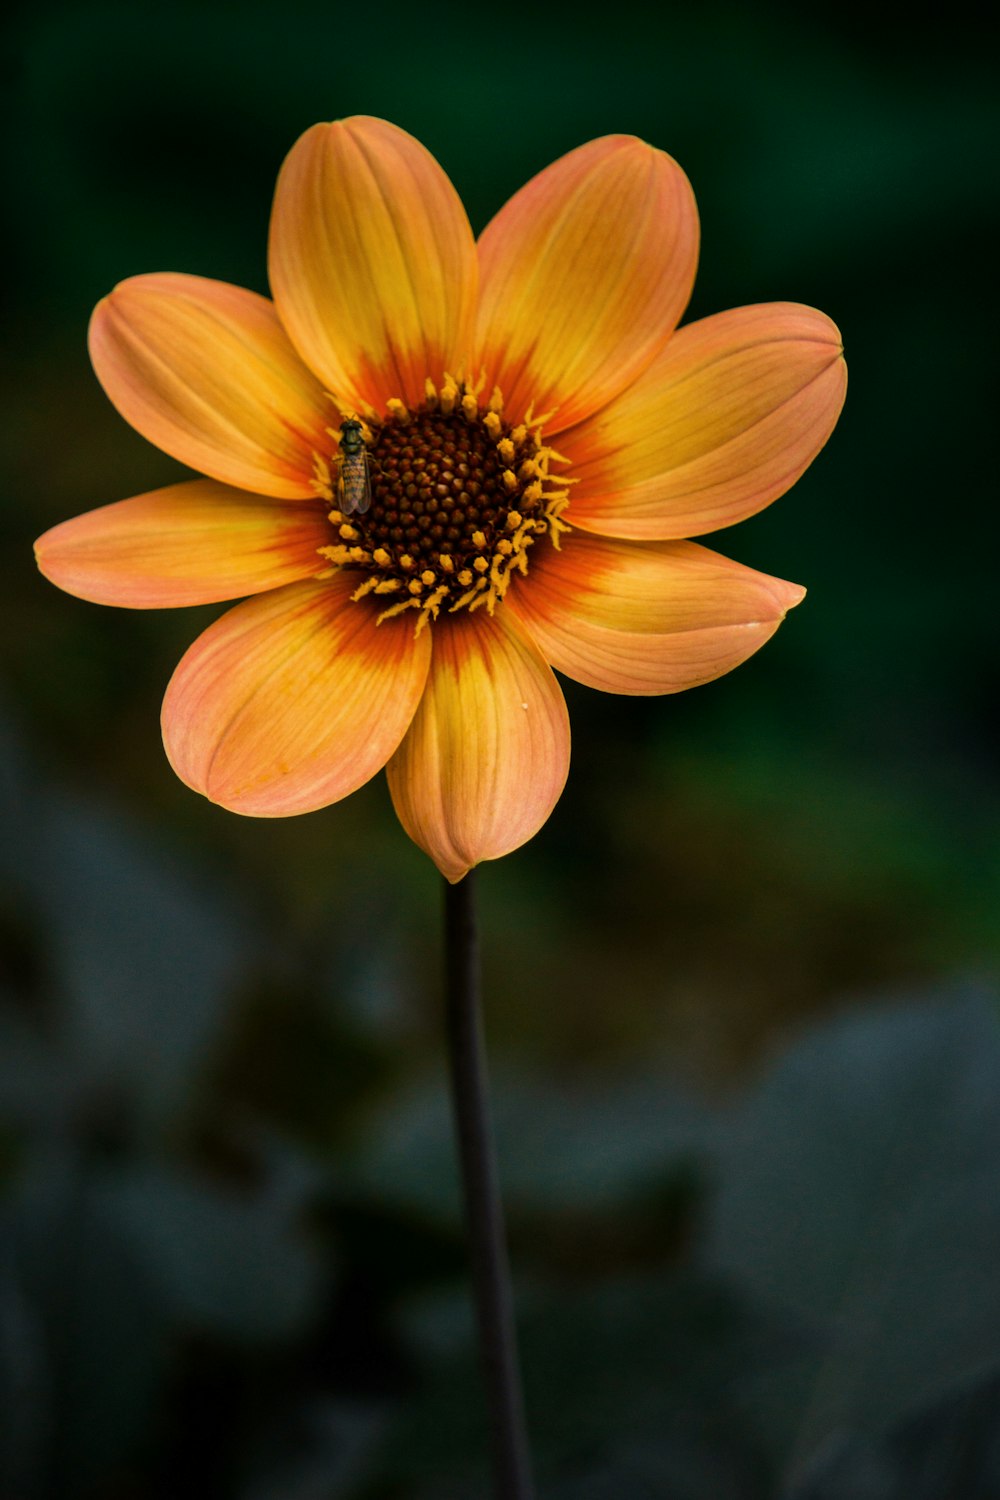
[3,3,999,1497]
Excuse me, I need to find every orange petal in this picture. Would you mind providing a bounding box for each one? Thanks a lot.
[563,303,846,539]
[162,576,430,816]
[386,611,570,883]
[34,480,330,608]
[268,117,478,414]
[506,532,805,695]
[89,274,330,498]
[475,136,698,434]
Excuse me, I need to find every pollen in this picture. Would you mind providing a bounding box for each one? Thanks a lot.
[316,380,572,631]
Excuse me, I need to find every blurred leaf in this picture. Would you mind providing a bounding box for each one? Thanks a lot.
[10,1156,172,1498]
[104,1164,323,1341]
[3,698,242,1122]
[547,1429,767,1500]
[0,1250,46,1500]
[705,990,1000,1457]
[44,792,243,1109]
[241,1397,389,1500]
[0,1011,81,1134]
[5,1143,327,1496]
[523,1275,803,1471]
[352,1068,710,1226]
[383,1273,804,1490]
[15,780,245,1129]
[786,1366,1000,1500]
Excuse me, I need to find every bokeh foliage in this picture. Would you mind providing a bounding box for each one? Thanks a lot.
[3,0,999,1495]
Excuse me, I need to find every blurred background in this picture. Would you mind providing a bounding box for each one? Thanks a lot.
[3,1,999,1496]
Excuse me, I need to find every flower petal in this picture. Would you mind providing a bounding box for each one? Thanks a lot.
[268,117,478,414]
[506,532,804,695]
[162,576,430,816]
[475,136,698,434]
[89,274,330,498]
[386,611,570,883]
[34,481,330,608]
[563,303,846,539]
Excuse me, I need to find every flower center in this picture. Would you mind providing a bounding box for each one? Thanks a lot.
[313,378,571,632]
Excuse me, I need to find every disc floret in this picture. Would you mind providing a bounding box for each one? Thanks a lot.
[314,378,571,633]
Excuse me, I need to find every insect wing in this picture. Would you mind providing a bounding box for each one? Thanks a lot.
[354,452,372,515]
[339,452,372,516]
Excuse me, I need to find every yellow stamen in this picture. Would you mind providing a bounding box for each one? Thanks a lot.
[421,584,450,624]
[377,597,420,624]
[317,544,353,566]
[439,374,460,416]
[524,403,557,430]
[450,578,488,612]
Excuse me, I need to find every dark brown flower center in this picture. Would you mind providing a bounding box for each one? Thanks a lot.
[364,411,534,567]
[314,382,571,632]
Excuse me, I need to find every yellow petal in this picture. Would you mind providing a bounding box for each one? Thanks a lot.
[89,274,330,498]
[34,481,330,607]
[162,576,430,816]
[386,611,570,883]
[268,117,478,414]
[475,135,698,434]
[563,303,846,539]
[506,532,804,695]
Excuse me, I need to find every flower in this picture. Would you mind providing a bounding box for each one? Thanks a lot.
[35,118,845,882]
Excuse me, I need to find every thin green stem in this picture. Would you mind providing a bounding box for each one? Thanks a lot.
[443,870,535,1500]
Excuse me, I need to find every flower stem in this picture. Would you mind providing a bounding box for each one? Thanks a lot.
[443,869,535,1500]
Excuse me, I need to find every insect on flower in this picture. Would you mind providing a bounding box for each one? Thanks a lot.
[336,417,373,516]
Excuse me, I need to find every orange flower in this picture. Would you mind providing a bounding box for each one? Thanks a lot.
[35,118,845,882]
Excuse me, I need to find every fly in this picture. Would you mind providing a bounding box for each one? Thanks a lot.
[336,418,373,516]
